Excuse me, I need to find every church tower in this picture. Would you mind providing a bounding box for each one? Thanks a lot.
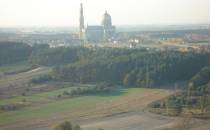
[102,11,112,29]
[79,2,85,39]
[102,11,116,41]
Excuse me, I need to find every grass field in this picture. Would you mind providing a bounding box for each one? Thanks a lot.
[0,66,174,130]
[0,88,131,124]
[0,61,33,75]
[0,88,172,130]
[0,66,52,98]
[0,84,100,106]
[0,67,51,84]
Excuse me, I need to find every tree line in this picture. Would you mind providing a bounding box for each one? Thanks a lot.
[1,41,210,89]
[0,41,32,65]
[52,49,210,87]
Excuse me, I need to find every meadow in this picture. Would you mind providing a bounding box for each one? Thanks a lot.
[0,61,34,75]
[0,87,172,130]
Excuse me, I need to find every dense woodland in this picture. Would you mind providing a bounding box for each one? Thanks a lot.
[51,49,210,88]
[0,42,32,66]
[1,41,210,89]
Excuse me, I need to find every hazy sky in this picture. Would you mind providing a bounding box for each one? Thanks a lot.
[0,0,210,27]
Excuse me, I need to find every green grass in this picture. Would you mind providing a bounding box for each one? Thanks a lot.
[0,67,52,86]
[0,61,33,75]
[0,85,95,106]
[0,88,140,125]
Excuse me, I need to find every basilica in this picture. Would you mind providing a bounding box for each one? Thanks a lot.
[79,3,116,42]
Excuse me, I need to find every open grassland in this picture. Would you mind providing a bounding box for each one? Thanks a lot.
[0,61,34,75]
[0,88,173,130]
[1,67,209,130]
[0,84,98,106]
[0,67,51,85]
[0,67,52,98]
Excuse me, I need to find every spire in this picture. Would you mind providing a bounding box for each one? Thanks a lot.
[105,10,108,14]
[79,2,85,39]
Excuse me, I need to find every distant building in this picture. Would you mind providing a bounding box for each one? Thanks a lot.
[85,26,104,42]
[79,3,85,40]
[101,11,116,40]
[79,3,116,43]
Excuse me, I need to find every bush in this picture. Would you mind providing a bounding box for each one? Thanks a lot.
[0,103,29,111]
[50,121,81,130]
[150,102,161,108]
[62,86,112,97]
[30,74,52,84]
[73,125,81,130]
[52,121,72,130]
[21,92,26,96]
[63,91,70,95]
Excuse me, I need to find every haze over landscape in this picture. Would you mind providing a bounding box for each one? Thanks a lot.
[0,0,210,27]
[1,1,210,130]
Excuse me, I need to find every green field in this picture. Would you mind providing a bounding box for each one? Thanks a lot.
[0,88,148,125]
[0,61,34,75]
[0,67,52,85]
[0,84,100,106]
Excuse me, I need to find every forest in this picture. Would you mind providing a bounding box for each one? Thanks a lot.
[1,41,210,89]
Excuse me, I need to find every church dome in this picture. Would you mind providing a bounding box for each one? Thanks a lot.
[102,11,112,28]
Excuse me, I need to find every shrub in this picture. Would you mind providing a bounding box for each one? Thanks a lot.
[52,121,72,130]
[62,86,112,97]
[30,74,52,84]
[72,125,81,130]
[50,121,81,130]
[63,91,70,95]
[21,92,26,96]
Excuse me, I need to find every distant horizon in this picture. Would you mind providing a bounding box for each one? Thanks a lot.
[0,0,210,27]
[0,24,209,34]
[0,23,210,28]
